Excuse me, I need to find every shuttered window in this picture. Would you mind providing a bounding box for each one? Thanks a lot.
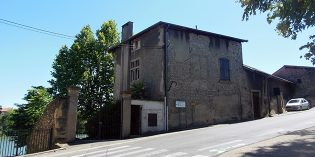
[219,58,230,80]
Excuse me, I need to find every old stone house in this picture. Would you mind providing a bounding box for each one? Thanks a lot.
[110,21,304,136]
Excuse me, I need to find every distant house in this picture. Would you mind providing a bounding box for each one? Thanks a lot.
[110,21,312,136]
[0,106,12,116]
[273,65,315,106]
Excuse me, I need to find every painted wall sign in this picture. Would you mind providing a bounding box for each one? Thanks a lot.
[175,101,186,108]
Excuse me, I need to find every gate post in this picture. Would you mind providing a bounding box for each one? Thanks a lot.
[65,86,80,142]
[121,92,131,138]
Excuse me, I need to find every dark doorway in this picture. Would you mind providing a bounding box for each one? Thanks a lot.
[130,105,141,135]
[252,91,261,119]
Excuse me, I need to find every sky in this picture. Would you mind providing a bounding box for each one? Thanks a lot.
[0,0,313,108]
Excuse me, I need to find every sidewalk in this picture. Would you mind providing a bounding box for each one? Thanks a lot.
[220,126,315,157]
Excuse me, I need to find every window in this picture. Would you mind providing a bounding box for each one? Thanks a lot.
[273,88,280,96]
[132,40,141,51]
[297,79,302,83]
[148,113,157,127]
[219,58,230,80]
[215,38,220,48]
[130,59,140,81]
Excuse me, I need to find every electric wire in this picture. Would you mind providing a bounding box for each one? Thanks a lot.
[0,18,75,40]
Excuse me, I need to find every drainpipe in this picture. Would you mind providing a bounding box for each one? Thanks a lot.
[164,24,170,132]
[266,76,271,117]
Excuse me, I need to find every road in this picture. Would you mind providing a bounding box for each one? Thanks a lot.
[28,108,315,157]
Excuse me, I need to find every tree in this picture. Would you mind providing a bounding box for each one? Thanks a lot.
[8,86,52,130]
[49,20,119,120]
[0,109,14,132]
[239,0,315,64]
[130,82,145,99]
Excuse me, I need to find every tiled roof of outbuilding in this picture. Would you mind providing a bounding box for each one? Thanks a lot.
[243,65,294,84]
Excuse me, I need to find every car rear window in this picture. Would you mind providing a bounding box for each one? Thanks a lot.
[288,100,300,103]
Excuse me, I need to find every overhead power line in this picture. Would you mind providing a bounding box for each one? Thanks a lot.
[0,18,76,40]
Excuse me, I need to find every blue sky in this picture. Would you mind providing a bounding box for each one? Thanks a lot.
[0,0,313,107]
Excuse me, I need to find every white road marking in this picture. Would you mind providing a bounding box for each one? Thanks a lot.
[71,145,130,157]
[208,143,246,156]
[277,129,288,134]
[231,143,246,148]
[209,149,225,154]
[257,128,288,137]
[50,127,207,157]
[304,121,314,125]
[160,152,187,157]
[198,140,242,151]
[110,148,155,157]
[137,149,168,157]
[93,147,142,157]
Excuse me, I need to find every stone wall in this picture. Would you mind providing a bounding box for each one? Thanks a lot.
[298,72,315,107]
[27,87,79,154]
[273,66,315,107]
[130,26,165,100]
[166,28,245,130]
[113,26,165,101]
[243,67,294,119]
[27,97,67,153]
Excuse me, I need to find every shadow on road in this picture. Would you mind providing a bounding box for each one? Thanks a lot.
[240,129,315,157]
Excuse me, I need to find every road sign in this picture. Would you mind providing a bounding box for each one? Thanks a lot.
[176,101,186,108]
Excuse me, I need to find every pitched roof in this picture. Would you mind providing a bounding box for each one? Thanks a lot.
[273,65,315,74]
[243,65,294,84]
[0,108,12,112]
[109,21,248,51]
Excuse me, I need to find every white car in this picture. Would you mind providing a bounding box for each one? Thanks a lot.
[286,98,310,111]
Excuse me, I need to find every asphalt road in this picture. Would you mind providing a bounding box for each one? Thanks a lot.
[28,108,315,157]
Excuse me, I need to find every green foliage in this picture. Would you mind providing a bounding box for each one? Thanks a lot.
[49,20,119,120]
[8,86,52,130]
[11,86,52,130]
[130,82,145,99]
[239,0,315,64]
[0,109,14,132]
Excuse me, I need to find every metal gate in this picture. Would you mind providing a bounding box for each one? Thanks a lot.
[76,101,122,140]
[0,128,53,157]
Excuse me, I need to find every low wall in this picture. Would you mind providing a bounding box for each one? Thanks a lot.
[27,87,79,154]
[27,97,67,153]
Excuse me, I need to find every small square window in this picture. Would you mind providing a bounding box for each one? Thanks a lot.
[148,113,157,127]
[133,40,141,51]
[297,79,302,83]
[273,88,280,96]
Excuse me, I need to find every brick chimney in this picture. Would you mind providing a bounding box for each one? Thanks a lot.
[121,21,133,42]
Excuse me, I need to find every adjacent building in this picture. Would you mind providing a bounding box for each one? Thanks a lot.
[273,65,315,107]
